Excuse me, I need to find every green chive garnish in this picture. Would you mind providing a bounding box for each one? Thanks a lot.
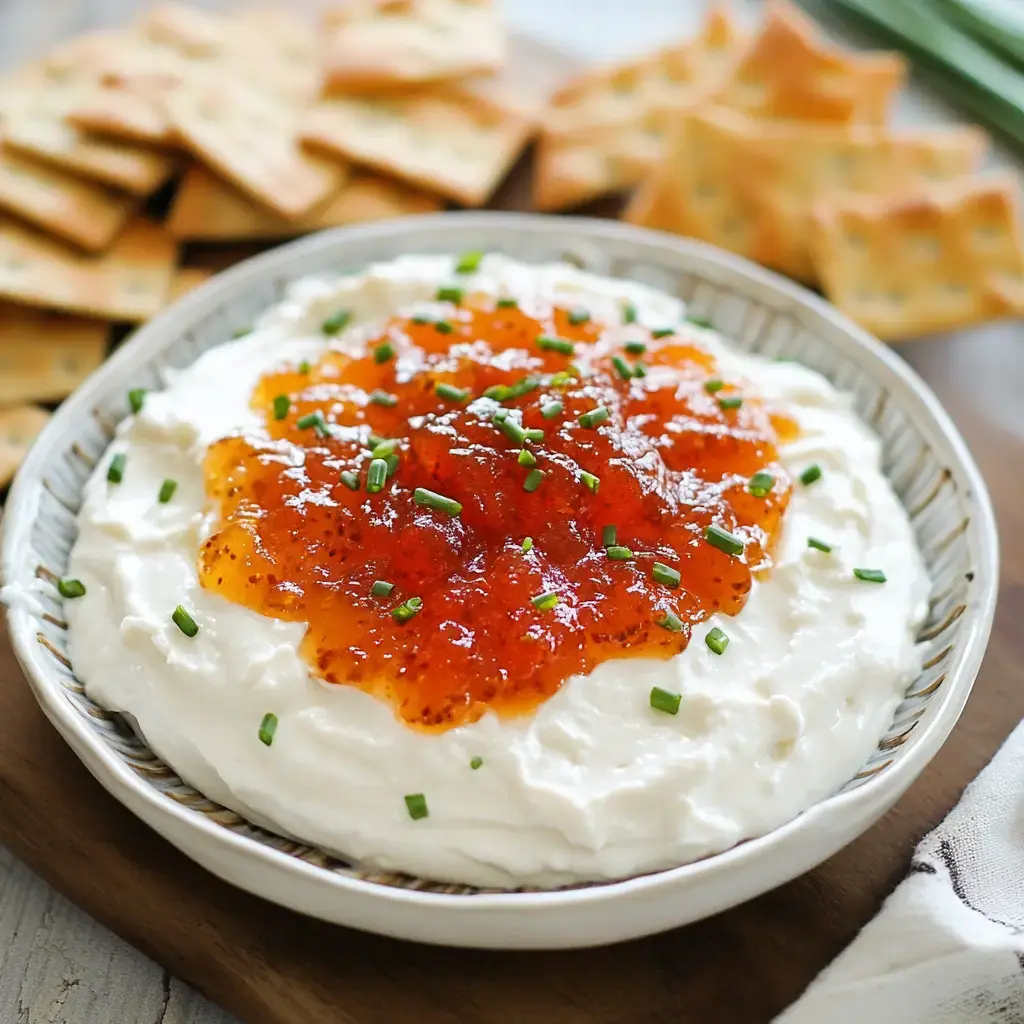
[549,370,576,388]
[536,335,575,356]
[687,315,714,329]
[128,388,146,413]
[651,328,675,339]
[435,382,470,403]
[433,319,454,335]
[297,410,329,436]
[411,314,434,325]
[392,597,423,623]
[531,591,559,611]
[657,610,683,633]
[518,449,537,467]
[369,389,398,407]
[370,438,399,458]
[705,627,729,655]
[567,308,590,325]
[405,793,428,820]
[172,604,198,638]
[509,376,540,399]
[650,686,681,714]
[578,406,609,428]
[652,562,680,588]
[497,415,529,445]
[625,341,646,355]
[611,355,633,380]
[232,326,252,338]
[158,478,177,504]
[622,302,638,324]
[718,396,743,411]
[258,712,278,746]
[496,297,517,309]
[470,756,483,770]
[384,453,399,478]
[340,470,360,491]
[541,400,563,420]
[272,394,290,420]
[321,309,351,335]
[704,379,725,394]
[58,578,86,599]
[580,470,600,494]
[492,408,509,423]
[436,286,463,303]
[371,580,395,597]
[297,360,311,374]
[455,250,484,274]
[705,524,744,556]
[800,464,822,486]
[366,458,388,493]
[748,471,774,497]
[807,536,832,553]
[373,340,396,364]
[523,469,544,492]
[853,568,887,583]
[602,524,617,547]
[524,427,544,442]
[107,453,126,484]
[606,545,633,561]
[633,362,647,378]
[413,487,462,517]
[521,536,533,553]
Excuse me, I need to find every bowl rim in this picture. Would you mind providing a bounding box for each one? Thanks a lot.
[1,211,1000,913]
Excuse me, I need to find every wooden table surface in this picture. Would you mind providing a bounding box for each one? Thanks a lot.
[1,2,1022,1022]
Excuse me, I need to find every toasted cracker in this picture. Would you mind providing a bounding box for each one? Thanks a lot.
[0,146,134,252]
[713,1,905,124]
[0,405,50,488]
[302,87,534,207]
[626,107,986,282]
[810,174,1024,340]
[0,305,108,405]
[0,216,177,321]
[167,164,441,241]
[167,266,213,303]
[321,0,504,93]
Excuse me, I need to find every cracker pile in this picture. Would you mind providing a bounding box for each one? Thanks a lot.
[542,0,1024,342]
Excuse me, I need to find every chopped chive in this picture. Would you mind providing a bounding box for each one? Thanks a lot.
[705,523,744,557]
[321,309,351,335]
[433,319,454,335]
[107,453,127,484]
[392,596,423,623]
[405,792,428,820]
[296,410,329,436]
[172,604,198,638]
[633,362,647,378]
[455,250,484,274]
[371,438,399,458]
[704,378,725,394]
[436,286,463,303]
[602,524,617,547]
[58,578,86,599]
[366,458,388,493]
[340,470,360,491]
[800,463,822,486]
[579,470,600,494]
[523,469,544,492]
[651,328,675,339]
[650,686,681,714]
[748,471,774,497]
[492,408,509,423]
[687,314,714,329]
[578,406,609,429]
[367,433,387,450]
[258,712,278,746]
[718,396,743,411]
[272,394,290,420]
[128,388,146,414]
[536,335,575,356]
[497,415,529,445]
[496,297,517,309]
[656,610,683,633]
[158,478,177,503]
[435,382,470,403]
[622,302,638,324]
[606,545,633,561]
[549,370,576,388]
[807,536,832,553]
[531,591,559,611]
[232,326,252,339]
[373,340,396,364]
[611,355,633,380]
[369,389,398,407]
[541,400,563,419]
[509,375,541,399]
[297,360,311,374]
[411,314,435,325]
[525,428,544,443]
[518,449,537,467]
[521,536,533,553]
[371,580,395,598]
[705,627,729,655]
[414,487,462,517]
[567,308,590,325]
[384,453,400,478]
[625,341,646,355]
[652,562,680,588]
[853,567,887,583]
[470,756,484,770]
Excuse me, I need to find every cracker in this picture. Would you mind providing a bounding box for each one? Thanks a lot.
[0,305,108,405]
[0,146,134,252]
[0,405,50,488]
[301,87,534,207]
[321,0,504,92]
[713,1,905,124]
[810,174,1024,341]
[0,216,177,321]
[626,107,987,282]
[163,78,344,220]
[167,266,213,303]
[167,164,441,241]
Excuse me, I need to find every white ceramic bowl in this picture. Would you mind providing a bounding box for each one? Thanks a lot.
[1,213,998,949]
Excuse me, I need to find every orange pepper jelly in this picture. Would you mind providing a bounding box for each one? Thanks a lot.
[199,296,793,730]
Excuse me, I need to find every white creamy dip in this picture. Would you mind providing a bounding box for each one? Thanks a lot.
[56,255,930,889]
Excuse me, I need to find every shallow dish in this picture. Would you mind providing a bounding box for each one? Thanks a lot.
[0,213,998,949]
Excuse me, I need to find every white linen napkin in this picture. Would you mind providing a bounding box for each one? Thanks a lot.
[776,720,1024,1023]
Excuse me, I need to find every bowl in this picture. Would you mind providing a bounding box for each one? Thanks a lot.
[0,212,998,949]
